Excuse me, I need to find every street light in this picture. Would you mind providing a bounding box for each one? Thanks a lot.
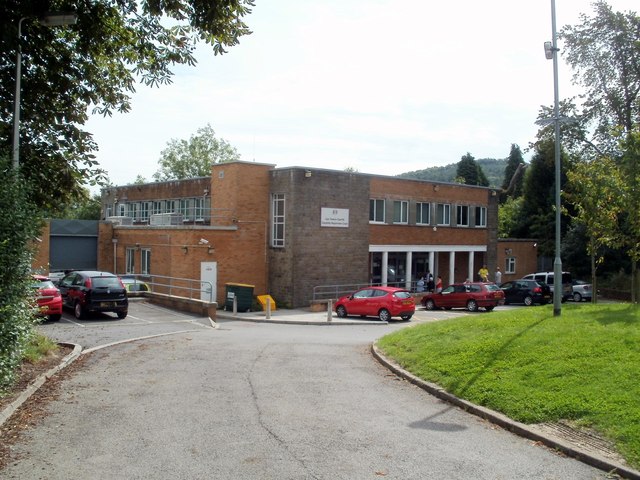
[543,0,563,316]
[12,12,78,170]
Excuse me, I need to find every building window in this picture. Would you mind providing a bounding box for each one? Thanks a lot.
[125,248,135,274]
[194,198,205,221]
[506,257,516,274]
[393,201,408,224]
[180,199,191,220]
[118,203,126,216]
[436,203,450,226]
[416,202,430,225]
[456,205,469,227]
[140,202,150,221]
[152,201,162,215]
[369,199,385,223]
[475,206,487,227]
[271,193,285,248]
[141,249,151,275]
[165,200,177,213]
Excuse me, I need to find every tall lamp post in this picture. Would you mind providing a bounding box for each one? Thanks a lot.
[543,0,563,316]
[12,12,78,170]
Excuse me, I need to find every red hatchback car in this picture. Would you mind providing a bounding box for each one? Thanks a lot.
[421,282,504,312]
[335,286,415,321]
[32,275,63,321]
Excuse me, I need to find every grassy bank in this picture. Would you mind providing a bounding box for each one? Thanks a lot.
[377,303,640,468]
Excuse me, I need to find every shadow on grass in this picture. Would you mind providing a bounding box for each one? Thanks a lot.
[590,303,639,326]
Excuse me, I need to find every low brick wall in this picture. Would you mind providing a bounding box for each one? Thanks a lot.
[140,291,218,320]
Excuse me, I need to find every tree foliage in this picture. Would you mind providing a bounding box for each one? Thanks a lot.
[0,157,42,389]
[153,124,241,180]
[500,144,525,200]
[455,153,489,186]
[1,1,254,209]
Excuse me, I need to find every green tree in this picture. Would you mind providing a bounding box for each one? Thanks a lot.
[57,192,102,220]
[561,2,640,301]
[500,144,525,200]
[455,153,489,186]
[0,158,42,389]
[153,124,241,181]
[1,1,254,209]
[565,156,625,301]
[498,196,523,238]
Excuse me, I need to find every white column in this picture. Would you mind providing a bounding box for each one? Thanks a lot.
[429,251,435,278]
[405,251,413,290]
[449,251,456,285]
[381,251,389,286]
[468,251,475,282]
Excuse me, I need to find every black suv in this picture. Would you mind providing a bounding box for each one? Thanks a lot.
[58,271,128,319]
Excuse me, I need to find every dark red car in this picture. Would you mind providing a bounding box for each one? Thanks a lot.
[421,282,504,312]
[335,286,415,321]
[32,275,63,321]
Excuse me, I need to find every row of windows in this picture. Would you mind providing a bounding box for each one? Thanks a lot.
[106,197,211,221]
[370,199,487,228]
[125,248,151,275]
[270,194,489,248]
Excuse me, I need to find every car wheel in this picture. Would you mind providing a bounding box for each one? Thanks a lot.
[466,299,478,312]
[400,314,412,321]
[378,309,391,322]
[485,306,494,312]
[48,314,61,321]
[74,302,85,319]
[117,311,128,319]
[336,305,347,318]
[524,296,533,306]
[424,299,436,310]
[573,292,582,302]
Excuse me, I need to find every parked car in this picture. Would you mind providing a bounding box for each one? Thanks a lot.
[421,282,504,312]
[335,286,415,321]
[31,275,63,321]
[499,279,551,306]
[120,276,150,293]
[57,271,128,320]
[522,271,573,302]
[571,280,593,302]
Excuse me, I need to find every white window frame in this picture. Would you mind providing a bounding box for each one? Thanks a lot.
[141,248,151,275]
[271,193,285,248]
[194,197,205,221]
[475,206,487,227]
[393,200,408,224]
[506,257,516,274]
[125,247,135,274]
[416,202,430,225]
[436,203,450,226]
[369,199,385,223]
[456,205,469,227]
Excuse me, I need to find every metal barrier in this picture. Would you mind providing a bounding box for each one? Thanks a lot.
[119,273,215,303]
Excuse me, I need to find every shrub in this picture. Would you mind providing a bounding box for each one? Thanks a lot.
[0,157,43,390]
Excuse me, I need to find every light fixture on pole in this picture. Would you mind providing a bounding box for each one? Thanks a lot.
[12,12,78,170]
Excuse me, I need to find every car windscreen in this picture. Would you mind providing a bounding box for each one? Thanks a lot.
[32,280,55,289]
[92,276,122,288]
[485,284,500,292]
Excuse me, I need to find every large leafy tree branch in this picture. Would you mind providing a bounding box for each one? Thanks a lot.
[0,0,254,211]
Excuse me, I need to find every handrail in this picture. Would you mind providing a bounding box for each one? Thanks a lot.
[313,281,425,301]
[118,273,215,302]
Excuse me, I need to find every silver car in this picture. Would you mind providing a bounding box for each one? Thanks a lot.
[571,280,593,302]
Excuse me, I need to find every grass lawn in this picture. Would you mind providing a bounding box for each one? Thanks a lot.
[376,303,640,469]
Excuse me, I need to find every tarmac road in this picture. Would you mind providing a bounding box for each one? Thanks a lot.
[1,302,615,479]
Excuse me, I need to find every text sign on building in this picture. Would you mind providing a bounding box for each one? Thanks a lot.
[321,208,349,228]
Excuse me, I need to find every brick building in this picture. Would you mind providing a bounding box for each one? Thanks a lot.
[93,161,532,308]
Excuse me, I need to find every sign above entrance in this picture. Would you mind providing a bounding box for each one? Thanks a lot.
[321,208,349,228]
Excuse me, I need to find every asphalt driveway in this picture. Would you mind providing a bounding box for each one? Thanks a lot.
[1,311,612,479]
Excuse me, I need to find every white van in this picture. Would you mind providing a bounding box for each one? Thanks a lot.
[522,271,573,302]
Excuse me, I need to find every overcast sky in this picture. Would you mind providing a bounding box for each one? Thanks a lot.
[85,0,638,189]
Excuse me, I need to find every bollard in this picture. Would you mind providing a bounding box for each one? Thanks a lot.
[266,297,271,319]
[233,295,238,316]
[326,299,333,322]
